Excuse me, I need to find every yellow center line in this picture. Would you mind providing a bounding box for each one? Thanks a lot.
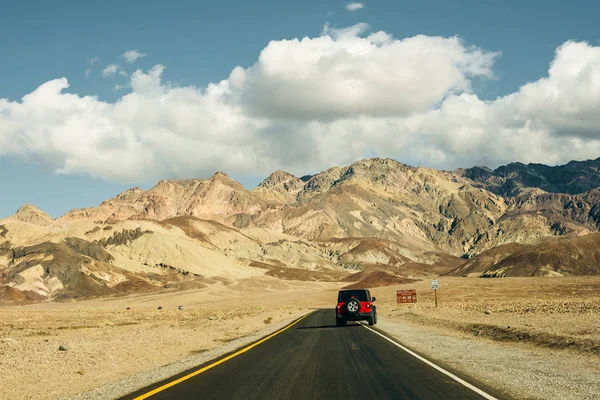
[133,310,316,399]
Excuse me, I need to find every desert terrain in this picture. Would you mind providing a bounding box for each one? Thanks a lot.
[2,157,600,399]
[1,276,599,399]
[0,278,338,400]
[370,276,600,399]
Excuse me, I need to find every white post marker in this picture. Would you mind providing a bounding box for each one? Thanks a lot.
[431,279,439,307]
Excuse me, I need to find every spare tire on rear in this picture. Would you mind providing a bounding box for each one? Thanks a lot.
[345,298,361,315]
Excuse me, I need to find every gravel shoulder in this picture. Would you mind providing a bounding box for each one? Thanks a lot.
[375,317,600,400]
[0,279,337,400]
[66,311,309,400]
[370,277,600,400]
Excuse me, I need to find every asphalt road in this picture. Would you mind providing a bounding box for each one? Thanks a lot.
[125,309,498,400]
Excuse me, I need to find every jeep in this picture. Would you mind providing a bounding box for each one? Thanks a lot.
[335,289,377,326]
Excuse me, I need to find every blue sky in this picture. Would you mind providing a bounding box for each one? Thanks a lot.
[1,0,600,218]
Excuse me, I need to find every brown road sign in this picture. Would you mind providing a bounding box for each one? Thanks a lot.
[396,289,417,304]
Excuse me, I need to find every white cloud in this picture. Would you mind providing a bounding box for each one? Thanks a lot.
[230,24,498,119]
[102,64,128,78]
[2,25,600,183]
[122,50,147,64]
[112,84,129,92]
[85,58,99,78]
[102,64,119,77]
[346,2,364,11]
[494,41,600,137]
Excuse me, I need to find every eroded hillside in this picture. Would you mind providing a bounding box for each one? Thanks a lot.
[3,157,600,302]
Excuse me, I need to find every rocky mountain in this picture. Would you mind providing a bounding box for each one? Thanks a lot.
[55,158,600,260]
[253,170,305,204]
[12,204,53,226]
[447,233,600,277]
[3,156,600,302]
[0,216,345,302]
[456,157,600,196]
[56,159,511,257]
[271,159,507,256]
[58,171,270,224]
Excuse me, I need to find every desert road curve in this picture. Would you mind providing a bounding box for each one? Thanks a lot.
[124,309,502,400]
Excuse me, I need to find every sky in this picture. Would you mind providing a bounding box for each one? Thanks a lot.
[1,0,600,218]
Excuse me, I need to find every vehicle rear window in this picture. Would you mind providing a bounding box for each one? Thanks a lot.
[338,290,368,302]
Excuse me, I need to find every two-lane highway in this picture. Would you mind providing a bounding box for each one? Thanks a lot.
[125,309,499,399]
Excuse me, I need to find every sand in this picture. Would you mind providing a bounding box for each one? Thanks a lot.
[1,276,599,400]
[369,276,600,399]
[0,278,338,400]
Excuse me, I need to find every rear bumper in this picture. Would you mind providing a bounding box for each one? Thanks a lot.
[336,311,372,321]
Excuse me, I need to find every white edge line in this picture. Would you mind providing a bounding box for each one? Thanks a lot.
[360,323,498,400]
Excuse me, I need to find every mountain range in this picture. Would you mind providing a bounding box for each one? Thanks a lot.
[2,157,600,303]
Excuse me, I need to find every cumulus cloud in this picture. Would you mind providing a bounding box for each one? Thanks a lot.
[346,2,364,11]
[231,24,498,119]
[102,64,128,78]
[122,50,147,64]
[495,41,600,137]
[1,25,600,183]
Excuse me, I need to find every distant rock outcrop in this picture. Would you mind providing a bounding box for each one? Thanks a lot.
[58,171,269,224]
[446,233,600,277]
[253,170,304,204]
[13,204,52,226]
[457,157,600,195]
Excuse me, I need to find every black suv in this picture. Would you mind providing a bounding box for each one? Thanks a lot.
[336,289,377,326]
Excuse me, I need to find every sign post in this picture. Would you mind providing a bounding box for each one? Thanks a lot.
[431,279,439,308]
